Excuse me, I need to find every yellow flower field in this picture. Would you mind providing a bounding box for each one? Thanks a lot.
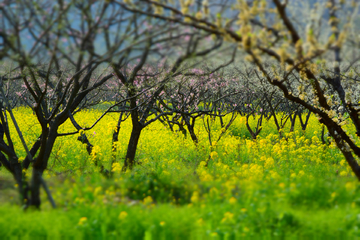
[0,107,359,239]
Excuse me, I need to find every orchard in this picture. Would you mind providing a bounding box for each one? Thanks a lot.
[1,0,360,238]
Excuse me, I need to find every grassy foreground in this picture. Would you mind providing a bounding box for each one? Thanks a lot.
[1,107,360,239]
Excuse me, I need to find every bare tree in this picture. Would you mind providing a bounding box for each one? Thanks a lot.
[111,30,226,171]
[127,0,360,180]
[0,0,183,208]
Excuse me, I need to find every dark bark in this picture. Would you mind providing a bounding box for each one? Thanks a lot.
[245,114,263,140]
[183,116,198,144]
[289,112,297,132]
[77,134,93,155]
[161,115,187,138]
[29,167,43,208]
[320,125,329,145]
[22,138,41,170]
[122,125,142,171]
[325,120,360,180]
[12,160,25,204]
[26,123,58,208]
[0,151,11,172]
[298,110,311,131]
[178,124,187,138]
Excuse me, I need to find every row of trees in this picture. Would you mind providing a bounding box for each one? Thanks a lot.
[1,0,360,208]
[124,0,360,179]
[0,0,218,208]
[0,0,249,208]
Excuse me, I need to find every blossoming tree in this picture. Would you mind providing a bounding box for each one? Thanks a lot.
[0,0,193,208]
[122,0,360,180]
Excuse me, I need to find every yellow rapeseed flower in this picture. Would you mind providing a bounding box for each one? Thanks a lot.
[191,191,199,203]
[210,151,218,159]
[78,217,88,225]
[119,211,128,220]
[345,181,356,191]
[229,197,237,204]
[221,211,234,223]
[298,170,305,177]
[330,192,337,202]
[112,162,122,172]
[143,196,153,204]
[340,170,347,177]
[94,186,102,196]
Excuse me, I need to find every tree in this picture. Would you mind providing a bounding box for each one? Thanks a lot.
[111,33,228,171]
[125,0,360,180]
[0,0,232,207]
[157,64,238,144]
[0,0,184,208]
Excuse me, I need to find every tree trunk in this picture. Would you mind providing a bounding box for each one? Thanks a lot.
[327,124,360,180]
[29,167,43,208]
[178,124,187,138]
[122,125,142,171]
[12,160,26,204]
[183,116,198,144]
[27,124,58,208]
[289,112,297,132]
[187,125,198,144]
[298,110,311,131]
